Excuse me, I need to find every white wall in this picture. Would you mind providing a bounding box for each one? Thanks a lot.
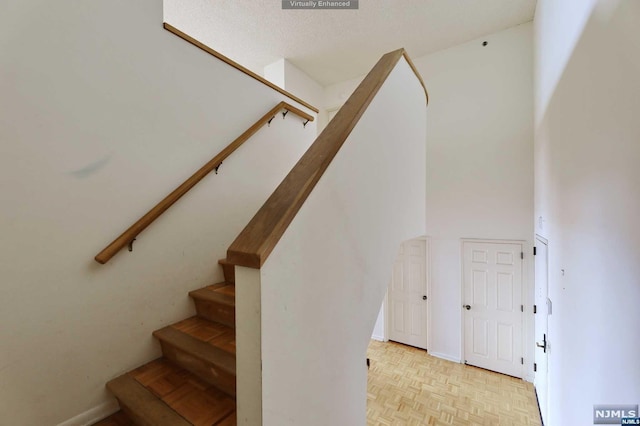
[534,1,640,425]
[264,59,286,88]
[324,72,406,347]
[323,75,364,131]
[283,60,327,131]
[534,0,598,124]
[264,58,328,133]
[324,75,364,112]
[0,1,316,424]
[283,61,324,116]
[255,58,426,425]
[165,1,325,131]
[414,23,535,371]
[371,300,386,341]
[323,25,535,369]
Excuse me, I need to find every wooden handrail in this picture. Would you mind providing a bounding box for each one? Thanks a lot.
[163,23,320,114]
[401,51,429,104]
[227,48,428,268]
[95,102,314,264]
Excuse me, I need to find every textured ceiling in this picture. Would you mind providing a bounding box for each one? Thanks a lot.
[165,0,537,86]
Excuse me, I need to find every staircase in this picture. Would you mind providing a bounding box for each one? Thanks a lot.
[97,260,238,426]
[91,45,427,426]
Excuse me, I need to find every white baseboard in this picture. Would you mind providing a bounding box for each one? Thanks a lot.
[57,400,119,426]
[429,351,461,363]
[371,334,385,342]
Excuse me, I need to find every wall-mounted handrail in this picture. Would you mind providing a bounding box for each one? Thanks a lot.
[163,23,320,114]
[95,101,314,264]
[226,48,428,268]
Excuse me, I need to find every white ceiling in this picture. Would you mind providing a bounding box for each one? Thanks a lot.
[165,0,537,87]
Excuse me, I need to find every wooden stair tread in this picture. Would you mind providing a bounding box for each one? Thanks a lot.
[217,412,237,426]
[105,259,237,425]
[153,326,235,374]
[124,358,236,426]
[106,373,191,426]
[189,284,235,306]
[190,284,235,334]
[211,283,235,297]
[171,317,236,355]
[207,282,235,297]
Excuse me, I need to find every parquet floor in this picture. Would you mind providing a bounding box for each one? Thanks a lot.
[366,340,542,426]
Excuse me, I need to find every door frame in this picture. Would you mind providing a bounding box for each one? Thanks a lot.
[385,236,431,349]
[460,238,527,378]
[534,234,549,424]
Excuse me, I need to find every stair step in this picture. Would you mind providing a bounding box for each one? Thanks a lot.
[205,281,236,297]
[189,284,235,328]
[217,412,237,426]
[153,326,236,397]
[172,317,236,355]
[218,259,235,283]
[104,260,239,425]
[108,358,236,426]
[106,373,191,426]
[92,410,133,426]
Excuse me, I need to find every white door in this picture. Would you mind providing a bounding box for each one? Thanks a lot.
[389,239,428,349]
[534,237,549,424]
[463,241,523,377]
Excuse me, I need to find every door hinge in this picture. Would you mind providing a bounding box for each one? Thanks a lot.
[520,251,524,259]
[534,363,537,372]
[533,304,537,314]
[521,305,524,312]
[521,357,524,365]
[533,246,537,255]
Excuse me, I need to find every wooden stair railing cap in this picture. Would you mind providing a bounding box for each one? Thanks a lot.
[95,102,314,264]
[163,23,319,114]
[227,48,428,269]
[400,49,429,104]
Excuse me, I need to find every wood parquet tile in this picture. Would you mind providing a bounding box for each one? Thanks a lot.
[367,340,541,426]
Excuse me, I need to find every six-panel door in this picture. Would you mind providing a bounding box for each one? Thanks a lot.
[463,241,523,377]
[389,239,428,349]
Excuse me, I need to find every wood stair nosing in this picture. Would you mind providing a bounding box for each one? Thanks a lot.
[189,286,236,328]
[104,262,238,425]
[153,326,236,374]
[153,326,236,397]
[106,374,191,426]
[188,285,235,307]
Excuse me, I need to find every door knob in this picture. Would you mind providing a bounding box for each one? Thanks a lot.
[464,305,471,310]
[422,295,427,300]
